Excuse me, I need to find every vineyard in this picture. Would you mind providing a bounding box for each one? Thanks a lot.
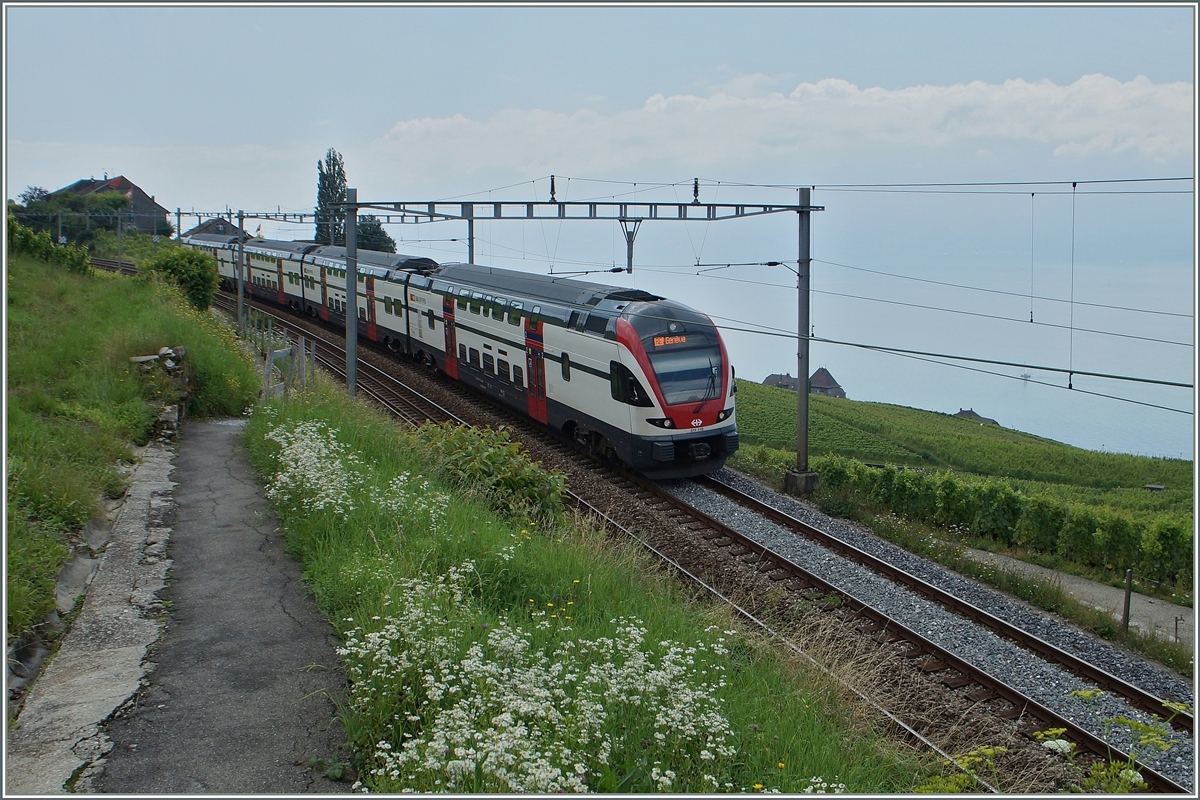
[735,380,1193,504]
[730,379,1193,600]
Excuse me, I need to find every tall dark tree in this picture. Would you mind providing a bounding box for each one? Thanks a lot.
[356,215,396,253]
[315,148,347,245]
[18,186,50,205]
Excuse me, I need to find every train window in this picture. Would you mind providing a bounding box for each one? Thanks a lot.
[383,297,392,314]
[561,352,571,381]
[498,359,510,381]
[584,314,609,335]
[457,288,469,310]
[469,292,482,314]
[512,364,524,386]
[483,354,495,374]
[508,302,523,326]
[530,306,541,327]
[568,311,580,330]
[610,361,654,407]
[469,348,481,369]
[459,344,467,361]
[358,306,366,320]
[426,309,435,329]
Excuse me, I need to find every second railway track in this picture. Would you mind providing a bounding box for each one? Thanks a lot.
[212,290,1195,792]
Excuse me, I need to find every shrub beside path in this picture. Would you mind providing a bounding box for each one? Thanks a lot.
[6,419,350,794]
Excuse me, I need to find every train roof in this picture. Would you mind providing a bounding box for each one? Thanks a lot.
[244,238,319,257]
[183,233,240,247]
[309,245,438,275]
[433,262,661,309]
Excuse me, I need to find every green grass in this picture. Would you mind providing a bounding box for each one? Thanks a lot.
[737,380,1192,496]
[243,385,932,793]
[5,254,261,637]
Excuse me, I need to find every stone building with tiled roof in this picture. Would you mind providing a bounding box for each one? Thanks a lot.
[954,408,998,426]
[762,368,846,399]
[52,175,169,235]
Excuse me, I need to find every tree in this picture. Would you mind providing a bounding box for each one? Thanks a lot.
[315,148,347,246]
[357,214,396,253]
[19,186,50,205]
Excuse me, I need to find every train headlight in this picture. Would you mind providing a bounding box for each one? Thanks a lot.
[646,417,675,429]
[716,408,732,422]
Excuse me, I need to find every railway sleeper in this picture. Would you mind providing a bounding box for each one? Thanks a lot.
[942,674,974,689]
[919,658,950,673]
[998,704,1025,721]
[966,688,998,703]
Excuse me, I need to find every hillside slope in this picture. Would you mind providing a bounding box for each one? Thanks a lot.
[735,380,1192,494]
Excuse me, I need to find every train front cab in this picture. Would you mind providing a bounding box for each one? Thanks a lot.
[614,300,739,479]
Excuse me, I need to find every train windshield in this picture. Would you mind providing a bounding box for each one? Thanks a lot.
[648,346,723,405]
[622,300,723,405]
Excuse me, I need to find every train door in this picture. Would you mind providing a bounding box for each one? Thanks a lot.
[524,316,547,424]
[276,258,285,305]
[443,295,458,379]
[365,276,377,341]
[319,265,329,322]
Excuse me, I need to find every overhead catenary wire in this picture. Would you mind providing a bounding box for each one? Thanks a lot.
[636,268,1193,348]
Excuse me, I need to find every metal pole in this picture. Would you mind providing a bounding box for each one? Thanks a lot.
[345,188,358,399]
[468,217,475,263]
[57,210,62,244]
[796,186,812,472]
[117,210,124,264]
[1122,568,1133,634]
[176,208,182,242]
[237,210,246,335]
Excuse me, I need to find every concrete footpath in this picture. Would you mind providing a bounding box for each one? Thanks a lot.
[964,547,1194,651]
[6,420,350,795]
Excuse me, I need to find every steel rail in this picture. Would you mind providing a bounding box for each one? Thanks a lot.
[697,474,1194,736]
[612,474,1190,794]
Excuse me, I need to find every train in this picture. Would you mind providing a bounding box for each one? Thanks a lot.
[184,232,739,478]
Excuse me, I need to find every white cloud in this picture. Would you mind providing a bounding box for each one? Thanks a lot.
[367,73,1193,190]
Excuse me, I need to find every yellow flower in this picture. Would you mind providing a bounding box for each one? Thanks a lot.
[567,601,573,605]
[573,579,580,584]
[753,784,763,791]
[777,763,785,769]
[547,602,554,607]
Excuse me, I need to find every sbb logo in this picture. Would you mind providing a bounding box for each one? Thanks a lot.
[691,418,703,427]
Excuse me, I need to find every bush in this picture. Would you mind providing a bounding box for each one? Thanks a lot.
[936,473,978,528]
[144,247,219,310]
[972,482,1023,545]
[1140,516,1192,586]
[1058,507,1100,567]
[891,470,939,523]
[1094,512,1141,572]
[1015,496,1066,554]
[414,423,566,522]
[7,214,91,274]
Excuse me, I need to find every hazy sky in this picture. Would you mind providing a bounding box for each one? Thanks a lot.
[5,4,1196,457]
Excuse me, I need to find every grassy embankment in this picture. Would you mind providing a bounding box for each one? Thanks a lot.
[242,386,934,792]
[5,252,260,641]
[7,243,937,792]
[729,380,1194,672]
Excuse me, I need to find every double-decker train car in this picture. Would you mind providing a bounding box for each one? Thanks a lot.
[184,233,738,478]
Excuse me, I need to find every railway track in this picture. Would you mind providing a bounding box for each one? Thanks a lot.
[212,290,1193,792]
[90,257,140,276]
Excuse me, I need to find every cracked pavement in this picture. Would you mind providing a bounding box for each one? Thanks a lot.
[6,420,350,794]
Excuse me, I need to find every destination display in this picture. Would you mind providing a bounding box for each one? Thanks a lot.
[653,335,687,347]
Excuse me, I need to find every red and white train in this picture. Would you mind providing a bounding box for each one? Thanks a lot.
[185,233,739,478]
